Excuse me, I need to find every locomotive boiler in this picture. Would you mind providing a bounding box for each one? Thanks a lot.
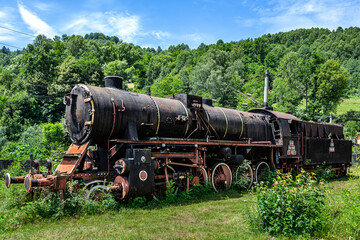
[5,76,353,200]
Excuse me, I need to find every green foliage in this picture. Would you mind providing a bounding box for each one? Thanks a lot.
[102,59,135,82]
[42,122,66,147]
[253,170,327,236]
[0,91,41,141]
[0,122,68,163]
[344,120,360,140]
[310,59,349,117]
[0,126,7,151]
[0,182,120,233]
[341,166,360,239]
[127,196,148,208]
[232,160,254,190]
[151,74,184,97]
[314,162,335,182]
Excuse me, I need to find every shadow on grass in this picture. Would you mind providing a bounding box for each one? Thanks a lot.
[127,187,251,210]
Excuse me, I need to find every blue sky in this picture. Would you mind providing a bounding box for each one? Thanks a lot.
[1,0,360,50]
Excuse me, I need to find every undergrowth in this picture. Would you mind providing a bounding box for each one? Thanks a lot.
[250,170,328,237]
[127,182,215,209]
[0,182,120,233]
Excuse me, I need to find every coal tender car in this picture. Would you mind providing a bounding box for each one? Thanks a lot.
[5,76,352,199]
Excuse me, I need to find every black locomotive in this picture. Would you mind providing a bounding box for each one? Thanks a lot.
[5,76,352,199]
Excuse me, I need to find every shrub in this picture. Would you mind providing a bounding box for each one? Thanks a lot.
[253,170,327,236]
[314,162,334,182]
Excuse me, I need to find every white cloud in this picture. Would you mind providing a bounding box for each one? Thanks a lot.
[63,12,140,42]
[0,35,16,42]
[236,0,360,33]
[151,31,171,40]
[186,33,204,42]
[33,2,54,11]
[0,11,6,19]
[17,2,57,37]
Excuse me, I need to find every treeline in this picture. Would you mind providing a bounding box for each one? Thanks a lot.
[0,27,359,158]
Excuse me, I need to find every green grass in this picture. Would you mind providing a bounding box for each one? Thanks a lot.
[336,96,360,115]
[1,166,360,240]
[0,191,270,240]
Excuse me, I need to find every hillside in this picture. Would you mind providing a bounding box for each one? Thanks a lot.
[337,96,360,115]
[0,27,360,159]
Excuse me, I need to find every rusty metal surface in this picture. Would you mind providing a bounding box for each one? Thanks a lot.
[111,139,281,147]
[211,162,232,192]
[73,172,108,181]
[114,176,129,199]
[250,109,300,121]
[66,84,274,144]
[56,142,90,175]
[302,121,344,139]
[151,152,196,159]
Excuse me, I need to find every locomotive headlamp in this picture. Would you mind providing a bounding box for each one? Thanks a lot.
[139,170,148,181]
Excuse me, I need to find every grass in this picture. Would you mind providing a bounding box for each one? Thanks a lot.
[1,165,360,240]
[336,96,360,115]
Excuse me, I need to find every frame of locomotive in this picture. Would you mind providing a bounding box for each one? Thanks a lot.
[5,76,352,200]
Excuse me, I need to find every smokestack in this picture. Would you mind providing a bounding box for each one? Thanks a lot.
[105,76,123,90]
[264,69,269,108]
[330,113,333,123]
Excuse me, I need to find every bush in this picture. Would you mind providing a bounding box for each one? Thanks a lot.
[314,162,334,182]
[252,170,328,236]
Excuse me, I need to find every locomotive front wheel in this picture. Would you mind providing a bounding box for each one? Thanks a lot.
[191,167,208,185]
[87,185,109,201]
[255,161,270,183]
[235,164,254,189]
[211,162,232,192]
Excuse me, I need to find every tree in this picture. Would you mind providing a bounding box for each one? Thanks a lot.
[146,53,174,84]
[273,52,303,113]
[151,74,184,97]
[308,59,349,119]
[0,91,41,140]
[102,59,135,84]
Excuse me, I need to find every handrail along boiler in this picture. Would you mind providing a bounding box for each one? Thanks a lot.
[5,76,352,199]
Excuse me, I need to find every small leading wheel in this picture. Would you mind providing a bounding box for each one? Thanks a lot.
[191,167,208,185]
[235,163,254,189]
[211,162,232,192]
[87,185,109,201]
[255,161,270,183]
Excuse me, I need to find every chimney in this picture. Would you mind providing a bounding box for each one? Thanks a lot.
[105,76,123,90]
[264,69,269,108]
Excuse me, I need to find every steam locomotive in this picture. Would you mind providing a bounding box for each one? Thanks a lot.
[5,76,352,200]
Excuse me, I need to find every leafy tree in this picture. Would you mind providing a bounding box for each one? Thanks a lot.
[273,52,303,113]
[151,74,184,97]
[0,91,41,140]
[307,60,349,119]
[146,53,174,84]
[102,59,135,83]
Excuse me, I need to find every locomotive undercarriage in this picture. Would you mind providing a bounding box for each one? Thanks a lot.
[5,138,281,200]
[5,137,351,200]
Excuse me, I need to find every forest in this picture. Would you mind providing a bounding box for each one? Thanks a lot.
[0,27,359,161]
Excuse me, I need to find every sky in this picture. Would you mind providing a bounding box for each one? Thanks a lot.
[0,0,360,50]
